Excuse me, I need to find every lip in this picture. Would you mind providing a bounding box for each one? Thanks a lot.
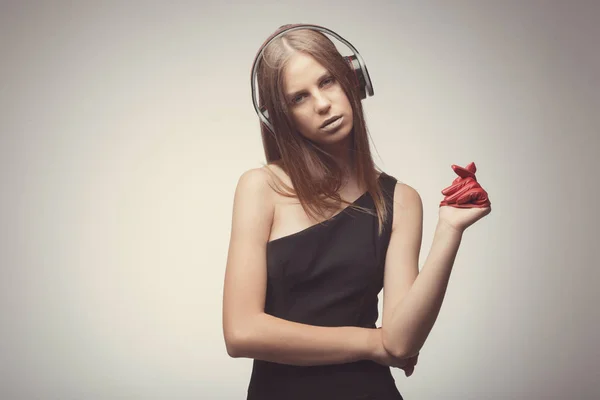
[320,115,341,128]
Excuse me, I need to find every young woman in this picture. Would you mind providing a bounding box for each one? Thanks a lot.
[222,24,492,400]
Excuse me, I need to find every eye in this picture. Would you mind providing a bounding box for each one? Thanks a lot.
[321,76,335,86]
[291,94,306,104]
[289,77,335,105]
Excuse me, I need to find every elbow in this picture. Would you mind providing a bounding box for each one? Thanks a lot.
[223,312,264,358]
[382,327,413,360]
[224,335,240,358]
[224,329,247,358]
[224,315,262,358]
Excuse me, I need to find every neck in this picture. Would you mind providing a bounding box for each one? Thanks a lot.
[331,149,354,181]
[323,133,356,182]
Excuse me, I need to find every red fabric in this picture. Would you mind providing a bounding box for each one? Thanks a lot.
[439,162,491,208]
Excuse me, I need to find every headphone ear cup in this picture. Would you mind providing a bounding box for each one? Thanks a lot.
[344,55,367,100]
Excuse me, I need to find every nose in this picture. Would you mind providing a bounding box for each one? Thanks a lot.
[313,91,331,114]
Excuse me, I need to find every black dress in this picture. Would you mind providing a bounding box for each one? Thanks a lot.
[246,172,404,400]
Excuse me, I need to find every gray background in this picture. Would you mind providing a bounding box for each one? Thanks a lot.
[1,0,598,399]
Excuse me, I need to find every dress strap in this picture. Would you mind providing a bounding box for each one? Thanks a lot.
[375,172,397,235]
[379,172,397,204]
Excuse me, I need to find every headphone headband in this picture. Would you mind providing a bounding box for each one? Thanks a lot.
[250,24,374,134]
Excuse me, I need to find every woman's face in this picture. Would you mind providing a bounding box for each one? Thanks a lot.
[282,52,353,146]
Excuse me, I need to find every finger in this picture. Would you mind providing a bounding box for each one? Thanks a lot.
[441,177,473,196]
[444,180,478,203]
[452,164,476,180]
[456,187,489,205]
[465,161,477,174]
[456,189,482,205]
[402,355,417,369]
[441,182,461,196]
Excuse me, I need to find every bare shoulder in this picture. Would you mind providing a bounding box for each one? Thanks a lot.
[391,182,423,230]
[236,167,272,195]
[234,165,284,202]
[231,164,293,223]
[393,182,422,207]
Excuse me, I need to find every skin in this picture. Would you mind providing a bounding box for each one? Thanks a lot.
[282,51,355,172]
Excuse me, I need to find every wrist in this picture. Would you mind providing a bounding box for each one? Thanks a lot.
[437,218,465,237]
[361,327,379,361]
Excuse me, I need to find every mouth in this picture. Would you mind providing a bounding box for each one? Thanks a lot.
[320,115,341,128]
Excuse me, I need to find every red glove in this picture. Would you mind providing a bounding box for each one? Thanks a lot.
[439,162,491,208]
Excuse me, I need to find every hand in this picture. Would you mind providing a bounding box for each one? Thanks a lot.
[400,352,419,377]
[369,328,419,377]
[438,162,492,233]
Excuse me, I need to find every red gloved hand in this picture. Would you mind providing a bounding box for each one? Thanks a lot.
[439,162,491,208]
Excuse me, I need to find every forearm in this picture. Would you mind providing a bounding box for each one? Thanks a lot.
[383,220,463,358]
[227,312,374,366]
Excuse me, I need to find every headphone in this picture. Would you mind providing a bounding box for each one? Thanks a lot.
[250,24,374,134]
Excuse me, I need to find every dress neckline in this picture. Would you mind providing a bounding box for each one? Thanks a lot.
[267,172,386,246]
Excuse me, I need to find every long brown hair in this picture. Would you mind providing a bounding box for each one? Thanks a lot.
[255,25,390,236]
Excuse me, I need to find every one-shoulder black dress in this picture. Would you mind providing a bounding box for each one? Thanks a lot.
[246,172,404,400]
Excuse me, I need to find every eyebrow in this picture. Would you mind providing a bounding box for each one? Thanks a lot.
[285,72,331,99]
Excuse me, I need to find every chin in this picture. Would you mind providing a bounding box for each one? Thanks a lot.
[317,124,353,146]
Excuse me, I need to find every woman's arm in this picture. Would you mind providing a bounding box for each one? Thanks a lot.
[381,184,463,358]
[222,168,377,366]
[229,313,374,366]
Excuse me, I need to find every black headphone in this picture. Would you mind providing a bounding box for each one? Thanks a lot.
[250,24,374,134]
